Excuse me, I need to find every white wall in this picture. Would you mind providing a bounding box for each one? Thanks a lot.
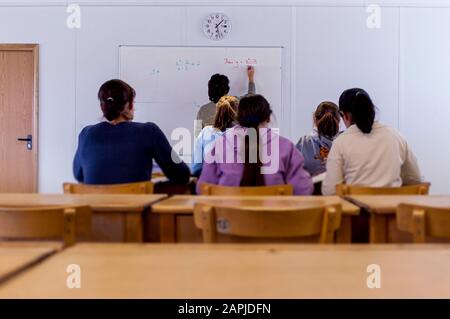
[0,0,449,194]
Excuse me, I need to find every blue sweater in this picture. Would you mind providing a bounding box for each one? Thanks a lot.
[73,121,190,185]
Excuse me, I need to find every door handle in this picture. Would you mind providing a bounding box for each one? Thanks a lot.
[17,134,32,150]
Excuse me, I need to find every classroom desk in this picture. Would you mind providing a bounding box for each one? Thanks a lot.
[0,242,61,285]
[1,243,450,298]
[346,195,450,243]
[151,196,360,243]
[0,194,167,242]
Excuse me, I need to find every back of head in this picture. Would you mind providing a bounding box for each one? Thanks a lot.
[213,95,238,131]
[236,95,273,187]
[237,94,272,128]
[339,88,376,134]
[98,79,136,121]
[208,74,230,103]
[314,101,340,139]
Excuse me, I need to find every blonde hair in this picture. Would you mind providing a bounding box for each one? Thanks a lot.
[213,95,238,131]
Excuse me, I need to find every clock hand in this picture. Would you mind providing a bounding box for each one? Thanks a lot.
[215,19,224,28]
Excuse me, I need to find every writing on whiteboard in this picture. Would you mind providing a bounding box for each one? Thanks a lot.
[224,58,258,68]
[150,68,161,75]
[176,59,201,71]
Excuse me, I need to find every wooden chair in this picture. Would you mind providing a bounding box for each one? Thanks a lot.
[336,183,430,196]
[397,203,450,243]
[199,183,293,196]
[193,203,342,243]
[63,181,154,194]
[0,206,91,247]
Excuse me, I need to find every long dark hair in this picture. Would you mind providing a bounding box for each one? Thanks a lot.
[208,74,230,103]
[237,95,272,187]
[314,101,340,139]
[339,88,376,134]
[98,79,136,121]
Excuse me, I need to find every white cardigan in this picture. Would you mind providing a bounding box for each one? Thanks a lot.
[322,122,423,195]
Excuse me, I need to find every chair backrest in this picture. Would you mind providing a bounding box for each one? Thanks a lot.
[63,181,154,194]
[193,203,342,243]
[0,206,91,247]
[199,183,293,196]
[336,183,430,196]
[397,203,450,243]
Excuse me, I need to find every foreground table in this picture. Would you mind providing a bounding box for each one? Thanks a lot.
[346,195,450,243]
[0,194,167,242]
[0,242,61,284]
[151,196,360,243]
[1,243,449,298]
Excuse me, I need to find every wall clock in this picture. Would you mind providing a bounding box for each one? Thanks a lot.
[203,13,232,40]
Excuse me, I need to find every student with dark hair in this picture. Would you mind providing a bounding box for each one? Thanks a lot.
[73,79,190,185]
[191,95,238,176]
[194,67,256,137]
[296,101,341,177]
[322,88,422,195]
[197,94,313,195]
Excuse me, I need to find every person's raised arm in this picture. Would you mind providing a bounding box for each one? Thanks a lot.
[247,66,256,94]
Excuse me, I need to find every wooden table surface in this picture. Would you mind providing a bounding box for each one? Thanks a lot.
[347,195,450,243]
[347,195,450,214]
[0,242,61,285]
[151,196,360,243]
[152,195,360,215]
[1,243,449,298]
[0,193,167,212]
[0,194,167,242]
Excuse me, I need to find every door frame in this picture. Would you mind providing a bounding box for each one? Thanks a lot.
[0,44,39,192]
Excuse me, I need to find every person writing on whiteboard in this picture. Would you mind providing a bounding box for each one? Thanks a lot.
[73,79,190,185]
[194,66,256,137]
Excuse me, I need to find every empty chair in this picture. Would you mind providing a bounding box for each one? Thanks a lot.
[63,181,154,194]
[199,183,293,196]
[397,203,450,243]
[0,206,91,247]
[336,183,430,196]
[193,203,341,243]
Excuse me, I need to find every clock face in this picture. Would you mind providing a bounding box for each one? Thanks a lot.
[203,13,232,40]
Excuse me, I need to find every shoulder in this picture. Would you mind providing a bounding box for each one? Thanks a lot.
[296,133,315,148]
[197,102,215,114]
[78,123,100,140]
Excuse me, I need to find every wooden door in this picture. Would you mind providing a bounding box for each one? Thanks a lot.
[0,44,39,192]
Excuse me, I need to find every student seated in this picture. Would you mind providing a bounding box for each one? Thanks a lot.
[194,67,255,137]
[322,88,422,195]
[197,94,313,195]
[73,79,190,185]
[191,95,238,176]
[296,101,340,177]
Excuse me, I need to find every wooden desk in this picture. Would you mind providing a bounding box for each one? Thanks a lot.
[0,242,61,285]
[347,195,450,243]
[0,194,167,242]
[1,243,450,298]
[151,196,360,243]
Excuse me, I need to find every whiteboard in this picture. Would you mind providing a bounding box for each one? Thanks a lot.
[119,46,283,139]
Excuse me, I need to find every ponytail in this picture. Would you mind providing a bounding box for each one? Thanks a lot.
[237,95,272,187]
[339,88,375,134]
[314,101,340,139]
[214,95,238,132]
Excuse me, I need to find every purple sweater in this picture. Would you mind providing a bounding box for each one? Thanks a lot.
[197,126,313,195]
